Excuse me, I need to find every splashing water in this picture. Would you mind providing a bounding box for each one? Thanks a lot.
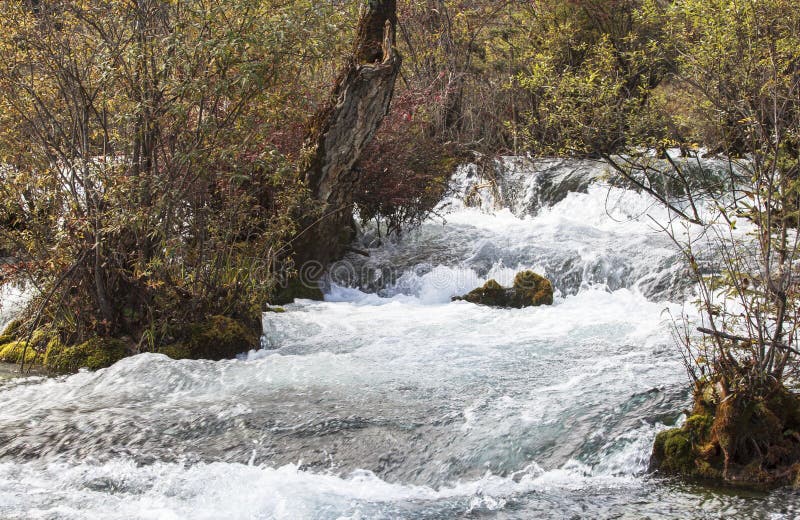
[0,159,797,519]
[0,283,30,332]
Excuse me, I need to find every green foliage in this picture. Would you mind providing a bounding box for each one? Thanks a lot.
[506,0,669,155]
[646,0,800,157]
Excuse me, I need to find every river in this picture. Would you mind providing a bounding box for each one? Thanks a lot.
[1,158,798,518]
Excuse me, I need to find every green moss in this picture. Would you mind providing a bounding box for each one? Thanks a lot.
[0,318,23,345]
[0,340,40,364]
[271,277,324,305]
[158,343,192,360]
[44,337,128,373]
[653,383,800,488]
[695,459,723,480]
[158,315,259,361]
[652,413,726,479]
[0,327,54,365]
[686,413,714,441]
[653,428,694,475]
[265,306,286,313]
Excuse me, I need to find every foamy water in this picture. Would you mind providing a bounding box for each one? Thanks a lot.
[0,159,796,519]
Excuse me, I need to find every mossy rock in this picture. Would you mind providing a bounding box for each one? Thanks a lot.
[652,428,694,475]
[651,380,800,488]
[685,413,714,441]
[455,279,507,306]
[0,328,54,365]
[452,271,554,308]
[158,315,259,361]
[44,337,128,373]
[510,270,554,307]
[158,343,193,360]
[270,277,324,305]
[0,340,41,365]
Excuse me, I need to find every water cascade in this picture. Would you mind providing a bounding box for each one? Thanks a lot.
[1,159,798,519]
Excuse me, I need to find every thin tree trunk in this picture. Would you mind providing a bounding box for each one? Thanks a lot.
[296,0,401,269]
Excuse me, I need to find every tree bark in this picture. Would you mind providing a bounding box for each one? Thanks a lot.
[296,0,401,269]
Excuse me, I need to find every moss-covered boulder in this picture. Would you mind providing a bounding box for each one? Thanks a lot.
[452,270,554,308]
[650,378,800,488]
[456,279,507,306]
[651,414,720,479]
[43,337,128,373]
[510,271,554,307]
[0,340,40,365]
[158,315,259,361]
[0,327,51,365]
[270,276,324,305]
[0,322,130,373]
[652,428,694,475]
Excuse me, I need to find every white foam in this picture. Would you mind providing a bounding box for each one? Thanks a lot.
[0,457,644,520]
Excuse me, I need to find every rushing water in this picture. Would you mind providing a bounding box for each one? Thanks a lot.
[2,158,800,519]
[0,283,30,332]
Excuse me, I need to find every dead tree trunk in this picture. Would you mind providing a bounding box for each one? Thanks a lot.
[296,0,401,270]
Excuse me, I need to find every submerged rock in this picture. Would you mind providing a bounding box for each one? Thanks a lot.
[457,278,507,306]
[650,378,800,489]
[453,270,553,308]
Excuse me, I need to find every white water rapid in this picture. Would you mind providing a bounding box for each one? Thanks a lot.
[1,158,798,519]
